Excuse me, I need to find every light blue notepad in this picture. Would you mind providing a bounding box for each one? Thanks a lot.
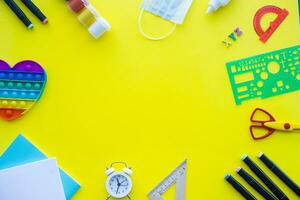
[0,134,80,200]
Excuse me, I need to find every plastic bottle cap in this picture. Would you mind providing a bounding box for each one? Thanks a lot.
[88,17,111,39]
[68,0,85,13]
[206,0,230,14]
[206,6,214,14]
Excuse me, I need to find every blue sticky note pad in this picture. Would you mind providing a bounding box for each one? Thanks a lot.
[0,134,80,200]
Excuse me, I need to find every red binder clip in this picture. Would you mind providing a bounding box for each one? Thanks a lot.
[253,5,289,43]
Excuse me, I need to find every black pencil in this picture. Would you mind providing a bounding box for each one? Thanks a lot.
[225,174,257,200]
[242,154,289,200]
[4,0,33,29]
[236,167,277,200]
[20,0,48,24]
[258,152,300,197]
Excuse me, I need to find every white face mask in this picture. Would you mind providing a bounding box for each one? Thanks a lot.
[138,0,194,40]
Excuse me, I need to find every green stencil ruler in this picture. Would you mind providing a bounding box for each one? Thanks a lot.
[226,45,300,105]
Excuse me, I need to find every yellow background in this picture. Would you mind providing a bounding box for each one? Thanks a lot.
[0,0,300,199]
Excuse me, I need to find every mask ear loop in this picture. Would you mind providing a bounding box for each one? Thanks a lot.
[138,9,177,41]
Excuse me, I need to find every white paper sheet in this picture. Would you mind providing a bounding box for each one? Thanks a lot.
[0,158,66,200]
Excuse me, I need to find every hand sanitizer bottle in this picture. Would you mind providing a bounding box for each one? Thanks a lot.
[206,0,231,14]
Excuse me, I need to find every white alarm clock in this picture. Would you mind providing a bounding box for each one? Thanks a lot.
[105,162,132,200]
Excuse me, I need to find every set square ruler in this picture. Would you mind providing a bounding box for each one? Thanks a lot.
[148,160,187,200]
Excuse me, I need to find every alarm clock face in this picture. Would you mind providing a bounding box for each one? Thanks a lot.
[106,172,132,198]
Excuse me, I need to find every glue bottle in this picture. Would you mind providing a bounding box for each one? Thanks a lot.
[206,0,231,14]
[88,17,111,39]
[82,3,111,39]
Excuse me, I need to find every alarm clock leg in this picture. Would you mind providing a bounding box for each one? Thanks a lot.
[127,195,131,200]
[105,195,111,200]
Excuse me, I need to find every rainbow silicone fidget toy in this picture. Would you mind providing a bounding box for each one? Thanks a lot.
[0,60,46,121]
[226,45,300,105]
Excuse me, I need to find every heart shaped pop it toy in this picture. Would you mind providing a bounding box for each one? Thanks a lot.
[0,60,46,121]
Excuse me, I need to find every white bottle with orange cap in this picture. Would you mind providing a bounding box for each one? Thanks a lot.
[206,0,231,14]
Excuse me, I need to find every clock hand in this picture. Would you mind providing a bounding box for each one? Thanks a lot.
[116,178,121,194]
[121,184,129,187]
[116,185,120,194]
